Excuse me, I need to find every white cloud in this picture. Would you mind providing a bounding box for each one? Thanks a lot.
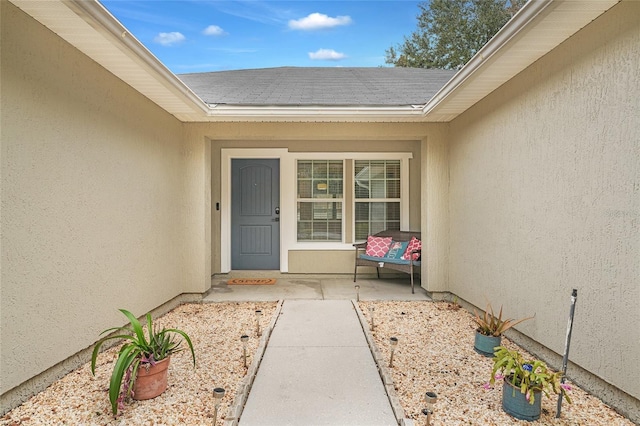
[154,32,186,46]
[308,49,347,61]
[289,13,352,30]
[203,25,226,36]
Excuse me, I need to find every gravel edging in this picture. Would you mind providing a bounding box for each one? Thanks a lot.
[353,300,413,426]
[358,300,635,426]
[0,302,279,426]
[223,300,283,426]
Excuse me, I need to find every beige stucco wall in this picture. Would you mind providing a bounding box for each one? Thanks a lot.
[1,2,210,400]
[448,0,639,407]
[190,122,446,276]
[422,125,450,292]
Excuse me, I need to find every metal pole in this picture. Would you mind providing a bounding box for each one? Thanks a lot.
[556,289,577,418]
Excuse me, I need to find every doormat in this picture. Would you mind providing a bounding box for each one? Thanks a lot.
[227,278,277,285]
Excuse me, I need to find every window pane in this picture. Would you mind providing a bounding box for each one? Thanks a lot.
[355,222,370,240]
[298,202,312,220]
[371,180,386,198]
[297,222,311,240]
[386,180,400,198]
[370,202,386,220]
[329,180,343,198]
[313,161,328,177]
[386,161,400,179]
[355,160,400,199]
[329,162,342,178]
[327,221,342,240]
[312,222,327,239]
[354,201,401,240]
[370,161,385,179]
[298,161,312,178]
[298,180,312,198]
[387,202,400,221]
[313,180,329,198]
[297,202,342,241]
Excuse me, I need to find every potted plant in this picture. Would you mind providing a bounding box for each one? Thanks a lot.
[91,309,196,415]
[472,303,533,356]
[490,346,571,421]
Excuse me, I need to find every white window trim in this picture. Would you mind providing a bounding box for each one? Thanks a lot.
[291,152,412,249]
[220,149,412,273]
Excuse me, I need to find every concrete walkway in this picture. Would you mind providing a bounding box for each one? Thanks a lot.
[239,299,397,426]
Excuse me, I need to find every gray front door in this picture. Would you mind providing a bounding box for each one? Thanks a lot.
[231,159,280,270]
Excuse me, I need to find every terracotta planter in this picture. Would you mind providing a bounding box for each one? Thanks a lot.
[502,377,541,421]
[133,357,170,400]
[474,331,501,357]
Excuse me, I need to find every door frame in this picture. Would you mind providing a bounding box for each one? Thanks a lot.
[221,148,290,273]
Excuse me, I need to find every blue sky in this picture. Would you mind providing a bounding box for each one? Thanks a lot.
[100,0,423,74]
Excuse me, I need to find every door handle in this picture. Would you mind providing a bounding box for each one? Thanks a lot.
[275,207,280,215]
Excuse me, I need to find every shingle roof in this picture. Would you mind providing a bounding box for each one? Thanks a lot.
[178,67,456,107]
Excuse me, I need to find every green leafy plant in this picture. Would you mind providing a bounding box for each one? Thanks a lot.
[91,309,196,415]
[490,346,572,405]
[473,303,533,337]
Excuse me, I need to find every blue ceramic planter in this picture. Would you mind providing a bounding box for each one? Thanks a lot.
[502,378,542,421]
[474,331,501,357]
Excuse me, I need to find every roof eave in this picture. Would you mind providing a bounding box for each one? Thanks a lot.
[8,0,209,120]
[422,0,620,122]
[9,0,620,123]
[192,104,432,123]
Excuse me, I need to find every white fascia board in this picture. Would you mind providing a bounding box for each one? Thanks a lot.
[422,0,619,119]
[10,0,209,117]
[422,0,556,116]
[200,104,429,122]
[64,0,209,114]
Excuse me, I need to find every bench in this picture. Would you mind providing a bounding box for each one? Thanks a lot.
[353,230,422,294]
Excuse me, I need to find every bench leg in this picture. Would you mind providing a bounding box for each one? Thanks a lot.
[410,273,414,294]
[354,265,358,282]
[376,268,380,279]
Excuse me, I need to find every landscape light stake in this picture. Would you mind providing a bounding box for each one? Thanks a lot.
[369,306,375,330]
[212,387,225,425]
[255,310,262,337]
[241,334,249,368]
[389,337,398,367]
[423,391,437,426]
[556,289,578,418]
[355,285,360,301]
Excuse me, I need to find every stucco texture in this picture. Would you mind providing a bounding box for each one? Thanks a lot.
[199,123,442,275]
[1,3,209,396]
[448,0,639,402]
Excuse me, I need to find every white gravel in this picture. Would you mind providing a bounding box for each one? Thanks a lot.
[1,302,277,426]
[358,300,634,426]
[1,300,634,426]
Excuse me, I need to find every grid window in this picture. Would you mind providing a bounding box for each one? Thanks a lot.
[354,160,401,240]
[297,160,343,241]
